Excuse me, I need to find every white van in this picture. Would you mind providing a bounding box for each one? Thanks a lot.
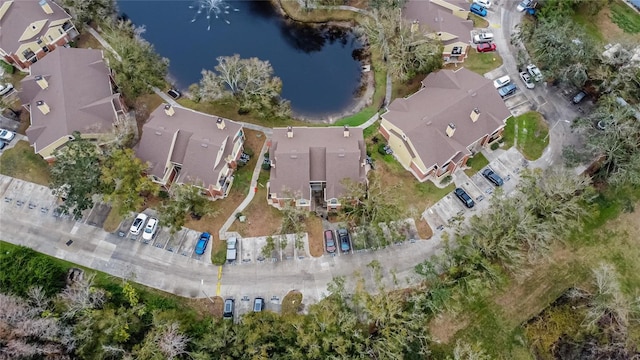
[473,32,494,44]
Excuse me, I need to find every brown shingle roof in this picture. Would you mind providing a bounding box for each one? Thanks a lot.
[270,127,366,201]
[19,48,119,153]
[0,0,71,55]
[135,105,243,189]
[382,68,511,168]
[403,0,473,44]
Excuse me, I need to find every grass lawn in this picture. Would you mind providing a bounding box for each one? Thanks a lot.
[392,72,426,100]
[0,140,51,186]
[305,216,325,257]
[609,0,640,34]
[469,13,489,28]
[502,112,549,160]
[103,203,123,232]
[448,51,503,76]
[229,170,283,237]
[281,290,304,316]
[571,6,606,43]
[73,31,103,50]
[464,153,489,177]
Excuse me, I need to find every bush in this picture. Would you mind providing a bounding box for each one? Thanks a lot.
[212,247,227,265]
[243,147,254,156]
[490,142,500,150]
[262,162,272,171]
[377,143,387,156]
[0,61,15,74]
[440,175,452,185]
[0,245,67,297]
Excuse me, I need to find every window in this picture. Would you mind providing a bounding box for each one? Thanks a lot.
[296,199,308,206]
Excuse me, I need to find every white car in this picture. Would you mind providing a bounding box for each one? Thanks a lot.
[130,213,149,236]
[142,217,158,241]
[0,128,15,142]
[527,64,543,82]
[517,0,532,12]
[0,83,13,96]
[473,32,494,44]
[493,75,511,89]
[473,0,492,9]
[519,72,535,89]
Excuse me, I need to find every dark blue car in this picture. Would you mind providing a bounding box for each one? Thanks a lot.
[470,3,488,16]
[337,228,351,252]
[195,232,211,255]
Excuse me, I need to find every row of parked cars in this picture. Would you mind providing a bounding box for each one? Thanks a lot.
[453,168,505,209]
[323,228,351,254]
[492,64,542,98]
[223,297,264,320]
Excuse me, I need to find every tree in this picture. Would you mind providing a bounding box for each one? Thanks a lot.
[449,340,491,360]
[103,20,168,102]
[50,132,103,219]
[199,55,291,119]
[0,246,67,297]
[340,172,404,226]
[61,0,116,26]
[159,184,218,233]
[134,318,189,360]
[358,7,442,81]
[572,95,640,185]
[101,148,160,216]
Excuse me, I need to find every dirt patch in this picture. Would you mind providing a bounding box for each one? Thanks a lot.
[415,218,433,239]
[73,31,103,50]
[184,296,225,319]
[282,290,304,316]
[596,6,640,42]
[305,215,325,257]
[428,313,470,344]
[229,172,282,237]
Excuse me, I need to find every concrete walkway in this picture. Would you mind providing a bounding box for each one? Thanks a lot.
[151,87,179,107]
[86,26,121,61]
[218,141,269,240]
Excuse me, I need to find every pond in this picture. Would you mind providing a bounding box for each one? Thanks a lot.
[117,0,364,118]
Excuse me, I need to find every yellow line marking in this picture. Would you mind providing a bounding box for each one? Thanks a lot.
[490,23,501,29]
[216,265,222,296]
[218,266,222,280]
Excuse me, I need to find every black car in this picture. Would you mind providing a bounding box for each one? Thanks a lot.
[223,299,234,319]
[454,188,475,208]
[337,228,351,252]
[482,168,504,186]
[167,88,181,100]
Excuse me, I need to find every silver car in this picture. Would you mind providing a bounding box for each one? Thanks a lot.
[0,83,13,96]
[519,72,535,89]
[0,129,15,142]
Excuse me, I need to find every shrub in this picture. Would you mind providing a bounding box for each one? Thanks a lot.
[243,147,254,156]
[262,162,271,171]
[377,143,387,156]
[440,175,452,185]
[0,245,67,297]
[0,61,15,74]
[212,247,227,265]
[490,142,500,150]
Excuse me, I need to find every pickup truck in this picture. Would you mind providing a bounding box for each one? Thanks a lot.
[226,237,237,262]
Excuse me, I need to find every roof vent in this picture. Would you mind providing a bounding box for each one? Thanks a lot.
[216,117,225,130]
[287,126,293,138]
[164,104,175,117]
[155,131,162,136]
[35,75,48,89]
[39,0,54,14]
[470,108,480,123]
[445,123,456,137]
[343,125,350,138]
[36,100,50,115]
[201,143,208,148]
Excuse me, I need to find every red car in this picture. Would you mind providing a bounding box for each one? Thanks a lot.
[324,230,337,253]
[476,43,497,52]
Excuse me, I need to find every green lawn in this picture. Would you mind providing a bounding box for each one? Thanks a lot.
[0,140,51,186]
[502,112,549,160]
[456,51,503,76]
[414,181,456,205]
[609,0,640,33]
[464,153,489,177]
[469,13,489,28]
[571,7,606,43]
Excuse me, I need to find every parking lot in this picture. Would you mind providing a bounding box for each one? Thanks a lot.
[1,176,66,227]
[423,148,527,233]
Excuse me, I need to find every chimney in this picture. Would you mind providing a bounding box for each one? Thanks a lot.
[35,75,48,90]
[164,104,175,117]
[287,126,293,138]
[216,117,226,130]
[343,125,350,138]
[445,123,456,137]
[36,100,50,115]
[470,108,480,123]
[39,0,54,14]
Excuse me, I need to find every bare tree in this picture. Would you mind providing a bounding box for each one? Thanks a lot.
[156,322,190,360]
[450,340,491,360]
[26,286,49,311]
[59,274,107,319]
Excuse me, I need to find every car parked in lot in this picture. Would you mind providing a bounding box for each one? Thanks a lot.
[454,188,475,208]
[129,213,148,236]
[526,64,543,82]
[482,168,504,186]
[253,297,264,312]
[473,32,494,44]
[324,230,336,253]
[498,83,517,98]
[493,75,511,89]
[223,299,234,319]
[337,228,350,252]
[195,232,211,255]
[476,43,496,53]
[142,217,158,241]
[572,90,587,104]
[167,88,181,99]
[473,0,492,9]
[519,71,535,89]
[0,128,15,142]
[0,83,13,96]
[470,3,487,16]
[0,141,6,151]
